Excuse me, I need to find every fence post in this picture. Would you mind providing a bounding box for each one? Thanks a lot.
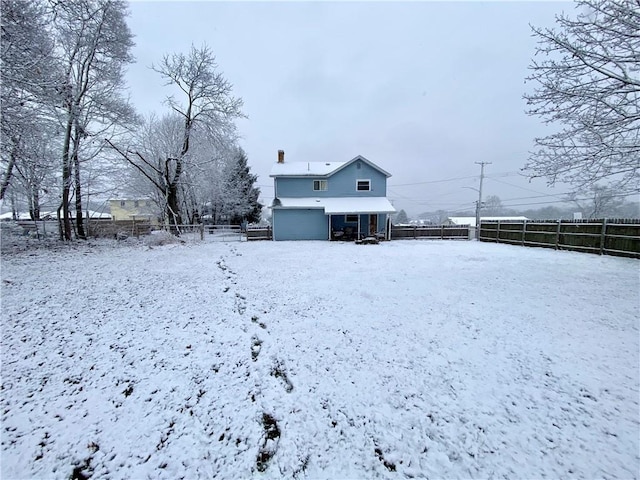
[413,225,417,239]
[599,218,608,255]
[521,220,526,246]
[496,221,500,243]
[555,220,561,249]
[441,224,444,239]
[200,223,204,241]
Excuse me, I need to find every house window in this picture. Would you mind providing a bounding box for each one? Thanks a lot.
[313,180,328,191]
[134,200,139,207]
[345,214,358,223]
[120,200,126,207]
[356,179,371,191]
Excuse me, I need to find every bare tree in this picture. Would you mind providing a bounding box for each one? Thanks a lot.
[108,113,186,225]
[1,0,59,203]
[524,0,640,192]
[10,122,58,220]
[52,0,136,240]
[148,44,244,230]
[566,184,628,218]
[482,195,505,216]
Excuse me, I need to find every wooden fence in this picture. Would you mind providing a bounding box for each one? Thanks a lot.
[391,224,470,240]
[14,219,152,239]
[479,219,640,258]
[14,221,240,241]
[247,226,272,241]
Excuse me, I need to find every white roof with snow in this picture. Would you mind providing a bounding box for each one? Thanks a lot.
[270,155,391,178]
[274,197,396,214]
[0,210,111,220]
[270,161,347,177]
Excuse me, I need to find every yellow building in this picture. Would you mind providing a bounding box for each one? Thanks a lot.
[109,199,160,224]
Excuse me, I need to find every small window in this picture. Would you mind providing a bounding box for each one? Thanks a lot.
[134,200,139,208]
[120,200,126,207]
[313,180,328,191]
[356,179,371,191]
[345,214,358,223]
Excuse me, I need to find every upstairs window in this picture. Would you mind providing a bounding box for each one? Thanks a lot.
[345,214,358,223]
[313,180,328,191]
[120,200,126,207]
[356,179,371,191]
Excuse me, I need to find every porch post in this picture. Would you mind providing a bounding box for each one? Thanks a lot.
[357,215,361,240]
[328,214,331,240]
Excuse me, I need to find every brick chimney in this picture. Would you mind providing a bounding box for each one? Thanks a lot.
[277,150,284,164]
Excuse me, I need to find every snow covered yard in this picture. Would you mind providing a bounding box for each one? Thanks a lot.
[1,239,638,479]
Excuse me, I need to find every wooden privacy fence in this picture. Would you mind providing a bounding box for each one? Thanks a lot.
[391,224,470,240]
[479,219,640,258]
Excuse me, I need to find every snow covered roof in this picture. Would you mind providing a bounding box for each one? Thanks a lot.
[270,161,347,177]
[0,210,111,220]
[447,216,529,227]
[269,155,391,178]
[274,197,396,214]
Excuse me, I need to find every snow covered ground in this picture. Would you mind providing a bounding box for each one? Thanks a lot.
[1,238,638,479]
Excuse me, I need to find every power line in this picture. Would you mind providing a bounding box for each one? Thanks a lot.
[501,191,639,208]
[486,176,569,199]
[388,170,521,188]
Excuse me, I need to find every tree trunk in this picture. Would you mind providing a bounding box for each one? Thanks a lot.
[28,186,40,220]
[0,139,18,201]
[61,114,73,241]
[166,183,182,233]
[72,141,86,240]
[10,191,17,220]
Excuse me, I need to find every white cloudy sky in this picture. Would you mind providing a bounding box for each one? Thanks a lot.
[125,0,574,216]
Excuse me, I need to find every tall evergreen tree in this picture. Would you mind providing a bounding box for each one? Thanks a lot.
[224,148,262,224]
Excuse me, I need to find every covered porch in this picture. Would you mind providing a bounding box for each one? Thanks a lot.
[323,197,395,242]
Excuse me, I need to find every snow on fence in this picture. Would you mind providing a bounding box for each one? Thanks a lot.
[479,218,640,259]
[246,226,272,241]
[391,224,470,240]
[12,219,146,239]
[7,220,248,242]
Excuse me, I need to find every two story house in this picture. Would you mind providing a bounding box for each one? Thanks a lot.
[109,198,160,224]
[269,151,395,241]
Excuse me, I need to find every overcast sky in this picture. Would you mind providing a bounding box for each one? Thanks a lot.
[125,0,574,216]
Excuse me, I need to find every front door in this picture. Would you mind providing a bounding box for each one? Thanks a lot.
[369,214,377,236]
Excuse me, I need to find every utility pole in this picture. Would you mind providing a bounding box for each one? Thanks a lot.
[474,161,491,240]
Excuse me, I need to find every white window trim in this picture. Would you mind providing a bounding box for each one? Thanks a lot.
[313,179,328,191]
[356,179,371,191]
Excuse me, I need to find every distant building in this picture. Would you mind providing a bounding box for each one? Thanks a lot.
[109,199,159,224]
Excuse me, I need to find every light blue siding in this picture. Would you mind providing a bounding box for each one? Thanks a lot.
[272,209,328,240]
[276,160,388,198]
